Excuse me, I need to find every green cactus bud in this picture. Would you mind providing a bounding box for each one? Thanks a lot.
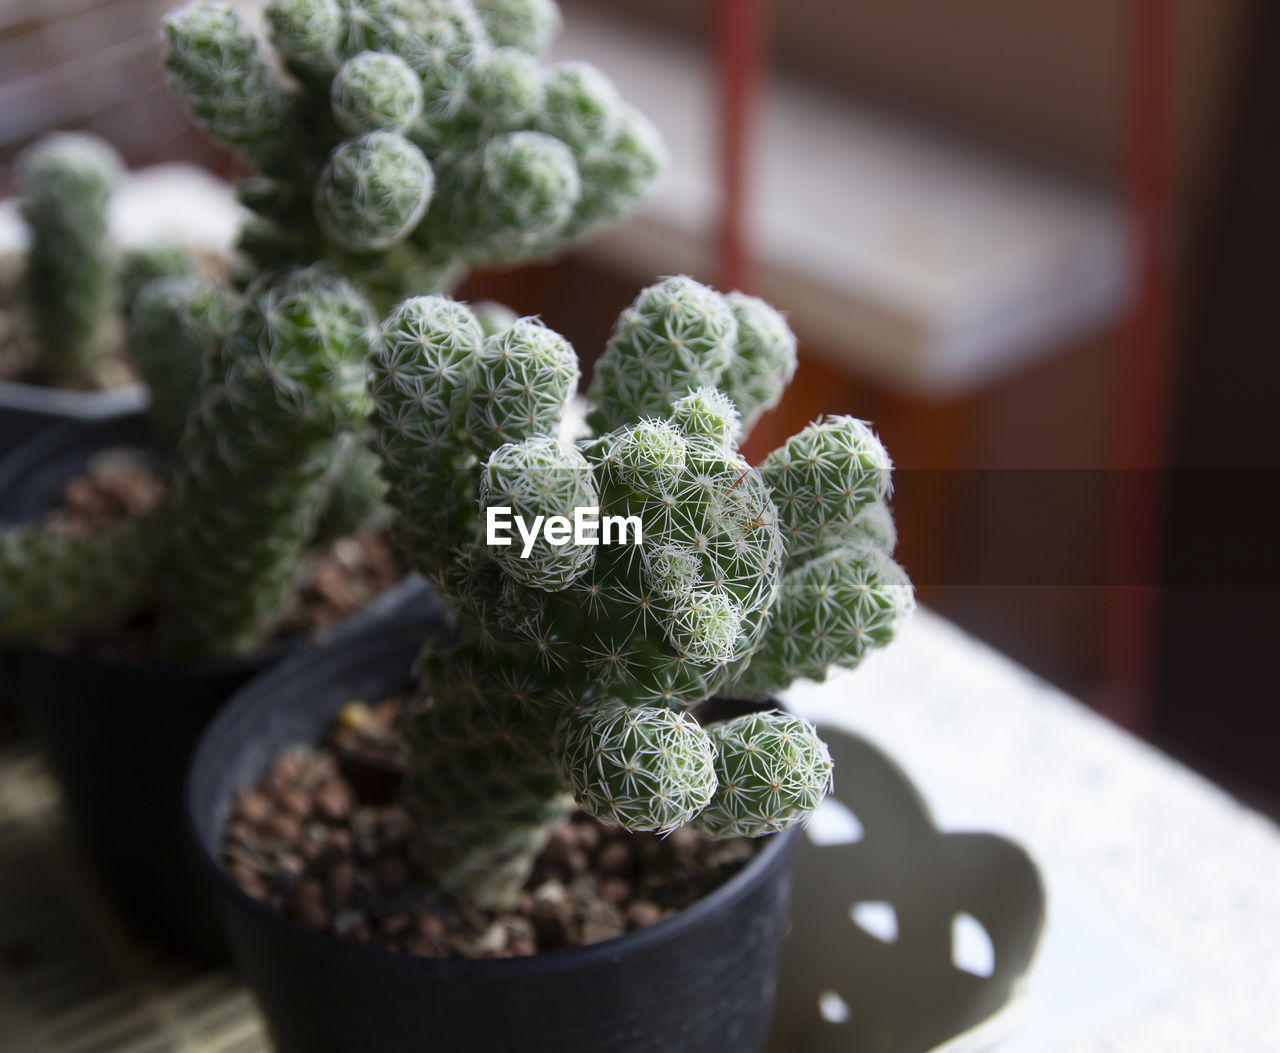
[162,1,297,171]
[449,46,543,143]
[265,0,342,78]
[731,544,914,696]
[670,387,740,450]
[117,243,194,316]
[558,702,717,833]
[534,61,620,157]
[339,0,486,77]
[563,105,665,239]
[373,294,482,441]
[429,131,580,265]
[463,316,578,452]
[315,132,434,252]
[331,51,423,135]
[16,132,121,386]
[310,435,389,544]
[586,276,738,433]
[480,437,598,590]
[128,275,236,450]
[614,419,688,489]
[761,415,893,564]
[643,542,702,595]
[666,588,742,664]
[721,292,797,435]
[471,0,561,54]
[693,711,833,837]
[852,497,898,555]
[368,295,485,573]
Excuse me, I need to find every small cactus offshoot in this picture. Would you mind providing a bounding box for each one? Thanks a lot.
[161,0,665,306]
[367,275,913,909]
[15,133,122,386]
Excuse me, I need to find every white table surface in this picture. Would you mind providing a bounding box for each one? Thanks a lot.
[787,609,1280,1051]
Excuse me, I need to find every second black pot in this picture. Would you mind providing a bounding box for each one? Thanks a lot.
[188,618,797,1053]
[1,416,435,961]
[0,412,275,959]
[17,644,288,961]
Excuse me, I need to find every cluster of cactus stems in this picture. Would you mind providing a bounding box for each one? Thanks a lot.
[5,0,657,657]
[367,275,914,909]
[161,0,664,307]
[1,2,915,919]
[0,265,387,660]
[13,133,199,387]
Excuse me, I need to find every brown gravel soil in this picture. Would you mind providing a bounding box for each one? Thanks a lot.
[47,448,166,528]
[39,454,407,650]
[222,697,760,959]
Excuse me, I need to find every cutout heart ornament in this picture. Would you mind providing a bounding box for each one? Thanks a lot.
[771,726,1046,1052]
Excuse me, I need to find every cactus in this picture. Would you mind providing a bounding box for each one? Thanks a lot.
[117,244,195,316]
[127,276,236,449]
[155,266,378,658]
[0,511,169,643]
[311,435,390,545]
[0,266,382,663]
[161,0,664,307]
[368,276,913,908]
[15,133,122,385]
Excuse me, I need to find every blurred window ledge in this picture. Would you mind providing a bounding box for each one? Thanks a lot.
[0,163,241,257]
[553,8,1131,399]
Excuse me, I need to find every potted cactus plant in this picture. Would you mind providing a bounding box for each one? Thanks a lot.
[0,265,418,958]
[188,276,914,1051]
[0,0,664,958]
[0,132,204,448]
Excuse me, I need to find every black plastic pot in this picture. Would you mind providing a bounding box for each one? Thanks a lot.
[0,413,159,729]
[0,409,157,520]
[0,413,262,958]
[18,642,290,960]
[1,415,436,961]
[188,620,798,1053]
[0,378,146,458]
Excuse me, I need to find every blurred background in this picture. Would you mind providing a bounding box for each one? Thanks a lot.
[2,0,1276,810]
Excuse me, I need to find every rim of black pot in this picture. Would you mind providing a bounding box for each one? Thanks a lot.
[19,634,300,682]
[188,620,798,977]
[19,571,432,682]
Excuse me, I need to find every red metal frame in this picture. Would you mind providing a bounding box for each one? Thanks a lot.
[713,0,1175,732]
[1104,0,1175,733]
[715,0,768,293]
